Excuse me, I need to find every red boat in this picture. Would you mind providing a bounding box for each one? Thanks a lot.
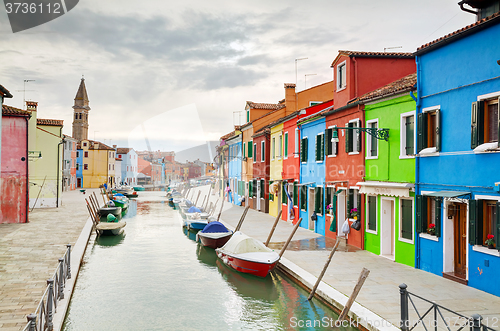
[197,221,233,249]
[215,231,280,278]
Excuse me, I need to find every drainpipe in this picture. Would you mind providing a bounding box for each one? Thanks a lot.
[414,56,422,269]
[352,56,359,98]
[25,115,30,222]
[56,128,63,207]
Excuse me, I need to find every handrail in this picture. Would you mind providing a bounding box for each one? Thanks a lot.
[22,244,72,331]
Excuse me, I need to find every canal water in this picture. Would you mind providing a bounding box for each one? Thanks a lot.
[63,192,356,330]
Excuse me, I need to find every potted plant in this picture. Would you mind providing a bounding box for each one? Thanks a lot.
[350,208,358,220]
[427,223,436,235]
[326,204,333,215]
[485,234,495,249]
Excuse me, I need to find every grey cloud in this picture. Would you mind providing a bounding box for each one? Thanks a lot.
[180,64,267,90]
[237,54,276,66]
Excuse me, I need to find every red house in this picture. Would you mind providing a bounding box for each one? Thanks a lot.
[1,104,31,223]
[323,51,415,248]
[251,127,271,213]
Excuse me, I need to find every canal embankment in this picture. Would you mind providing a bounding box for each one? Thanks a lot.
[187,184,500,330]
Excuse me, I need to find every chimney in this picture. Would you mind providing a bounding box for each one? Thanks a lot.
[113,144,117,149]
[26,101,38,111]
[284,83,296,113]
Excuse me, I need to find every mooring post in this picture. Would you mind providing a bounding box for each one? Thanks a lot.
[337,268,370,323]
[201,195,207,211]
[217,197,225,222]
[66,244,72,279]
[279,218,302,257]
[58,258,65,299]
[205,186,212,209]
[307,237,340,300]
[194,191,201,207]
[471,314,482,331]
[46,279,54,331]
[265,210,282,246]
[399,283,409,331]
[235,206,250,232]
[26,313,36,331]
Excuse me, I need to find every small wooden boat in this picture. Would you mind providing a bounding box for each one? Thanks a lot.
[115,186,134,195]
[133,186,145,191]
[99,206,122,217]
[112,197,129,210]
[183,218,209,231]
[96,220,126,236]
[197,221,232,249]
[216,232,280,278]
[124,192,138,198]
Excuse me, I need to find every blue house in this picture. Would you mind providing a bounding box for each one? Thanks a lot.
[116,148,139,186]
[415,11,500,295]
[76,148,83,188]
[298,113,326,235]
[226,132,243,205]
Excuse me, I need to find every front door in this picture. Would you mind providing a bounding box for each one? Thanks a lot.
[337,191,346,235]
[454,203,467,278]
[256,180,261,210]
[381,198,395,259]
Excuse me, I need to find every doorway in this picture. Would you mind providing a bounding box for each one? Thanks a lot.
[453,203,467,279]
[337,190,346,235]
[308,188,315,231]
[256,180,261,210]
[380,198,395,260]
[77,177,82,188]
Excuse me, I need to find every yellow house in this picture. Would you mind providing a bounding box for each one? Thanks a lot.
[27,101,64,209]
[269,122,283,217]
[80,139,116,188]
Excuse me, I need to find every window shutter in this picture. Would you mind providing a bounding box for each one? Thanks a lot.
[368,196,376,231]
[417,113,428,153]
[435,110,441,152]
[345,123,351,153]
[325,129,332,155]
[357,192,361,219]
[253,179,257,197]
[315,135,319,161]
[401,199,413,240]
[415,195,427,233]
[293,181,298,206]
[469,199,478,245]
[498,97,500,144]
[314,187,320,213]
[320,134,325,161]
[434,198,442,237]
[282,182,287,204]
[471,101,485,149]
[333,128,338,155]
[304,138,308,161]
[248,141,253,158]
[357,120,362,152]
[260,180,265,199]
[347,189,354,216]
[496,202,500,251]
[284,133,288,157]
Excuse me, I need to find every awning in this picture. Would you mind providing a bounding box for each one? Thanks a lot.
[357,181,414,198]
[424,191,471,199]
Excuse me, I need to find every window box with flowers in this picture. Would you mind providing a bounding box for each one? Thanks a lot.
[485,234,496,249]
[349,208,359,220]
[427,223,436,236]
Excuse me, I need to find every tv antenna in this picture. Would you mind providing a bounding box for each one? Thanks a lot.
[16,79,36,109]
[383,46,402,52]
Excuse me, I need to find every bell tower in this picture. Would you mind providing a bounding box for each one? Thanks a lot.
[72,78,90,141]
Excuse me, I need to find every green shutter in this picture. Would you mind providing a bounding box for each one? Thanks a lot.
[435,110,441,152]
[347,189,354,216]
[248,141,253,158]
[469,199,478,245]
[345,124,351,153]
[301,138,306,162]
[401,199,413,240]
[357,192,361,219]
[300,186,307,210]
[282,182,287,204]
[434,198,442,237]
[357,120,362,152]
[471,101,485,149]
[368,196,377,231]
[416,195,427,233]
[293,181,298,206]
[253,179,257,197]
[304,138,308,161]
[260,180,265,199]
[496,202,500,251]
[320,187,324,214]
[326,187,332,212]
[417,113,427,153]
[314,187,320,213]
[325,129,332,156]
[498,97,500,144]
[315,135,319,161]
[320,134,325,161]
[284,133,288,158]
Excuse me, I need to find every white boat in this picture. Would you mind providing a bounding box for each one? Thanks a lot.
[96,221,127,236]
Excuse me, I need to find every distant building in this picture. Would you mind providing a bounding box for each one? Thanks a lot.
[78,139,116,188]
[72,78,90,142]
[62,134,77,191]
[116,148,138,185]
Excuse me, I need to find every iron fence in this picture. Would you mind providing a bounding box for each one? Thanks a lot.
[22,244,72,331]
[400,283,497,331]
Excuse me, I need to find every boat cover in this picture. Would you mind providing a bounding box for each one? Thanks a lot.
[221,231,272,254]
[188,206,201,213]
[201,221,229,233]
[114,193,125,197]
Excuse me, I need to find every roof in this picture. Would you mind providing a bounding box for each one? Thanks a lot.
[0,84,13,98]
[416,11,500,54]
[116,147,132,154]
[358,73,417,101]
[266,111,300,128]
[75,78,89,102]
[246,101,285,111]
[2,104,31,117]
[252,127,270,138]
[79,139,115,151]
[284,83,296,89]
[331,50,414,67]
[220,130,235,141]
[37,118,63,126]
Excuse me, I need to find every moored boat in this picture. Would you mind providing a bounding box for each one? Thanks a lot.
[197,221,232,249]
[112,197,129,210]
[96,220,127,236]
[215,231,280,278]
[133,186,145,191]
[99,206,122,217]
[184,218,209,231]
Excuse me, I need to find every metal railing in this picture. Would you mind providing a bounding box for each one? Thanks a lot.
[23,244,72,331]
[400,284,496,331]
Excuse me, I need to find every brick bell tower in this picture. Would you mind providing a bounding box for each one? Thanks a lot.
[72,78,90,141]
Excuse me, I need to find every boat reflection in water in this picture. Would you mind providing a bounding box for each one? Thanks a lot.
[182,226,198,242]
[96,231,126,248]
[196,244,218,269]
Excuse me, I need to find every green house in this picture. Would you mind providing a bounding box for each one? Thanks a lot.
[357,73,417,267]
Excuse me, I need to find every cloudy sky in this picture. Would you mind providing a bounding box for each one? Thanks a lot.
[0,0,474,153]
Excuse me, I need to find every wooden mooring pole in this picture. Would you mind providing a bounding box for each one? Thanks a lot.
[200,195,207,211]
[216,197,225,222]
[337,268,370,322]
[205,186,212,209]
[279,218,302,258]
[264,210,282,247]
[307,237,341,300]
[194,191,201,207]
[235,206,250,232]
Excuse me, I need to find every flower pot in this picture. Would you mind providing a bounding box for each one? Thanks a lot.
[353,216,357,220]
[488,244,495,249]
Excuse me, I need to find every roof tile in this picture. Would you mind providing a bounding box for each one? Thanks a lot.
[2,104,31,117]
[37,118,63,126]
[358,73,417,101]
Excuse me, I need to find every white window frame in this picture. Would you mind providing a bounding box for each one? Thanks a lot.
[278,134,282,159]
[294,128,299,157]
[261,141,265,162]
[271,137,275,160]
[365,194,378,235]
[309,101,321,106]
[398,197,414,244]
[348,118,360,155]
[366,119,379,160]
[336,60,347,92]
[400,111,416,159]
[284,132,289,160]
[419,106,440,156]
[301,136,308,164]
[327,125,338,158]
[253,143,257,163]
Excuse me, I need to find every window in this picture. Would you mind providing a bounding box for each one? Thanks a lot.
[284,132,289,159]
[471,97,499,149]
[76,163,79,170]
[109,164,111,170]
[366,195,377,233]
[469,199,499,249]
[260,180,265,199]
[300,137,308,163]
[269,181,274,201]
[279,134,282,158]
[76,151,80,158]
[417,107,441,153]
[295,128,300,157]
[261,141,265,162]
[293,182,298,207]
[309,101,321,106]
[400,199,413,242]
[325,126,338,157]
[243,143,246,159]
[74,113,78,120]
[272,137,275,160]
[282,182,288,204]
[118,155,122,159]
[366,120,378,158]
[300,185,307,210]
[84,151,88,158]
[248,141,253,159]
[315,133,324,162]
[249,180,253,198]
[346,189,361,219]
[253,143,257,163]
[336,61,347,91]
[84,164,88,170]
[400,112,415,158]
[416,195,441,237]
[314,187,323,215]
[83,142,87,147]
[345,120,361,154]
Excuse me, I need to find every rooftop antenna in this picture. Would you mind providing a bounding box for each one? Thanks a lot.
[295,57,308,87]
[16,79,35,109]
[304,74,317,90]
[383,46,402,52]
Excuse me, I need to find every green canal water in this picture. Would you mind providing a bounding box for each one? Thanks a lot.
[63,192,356,331]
